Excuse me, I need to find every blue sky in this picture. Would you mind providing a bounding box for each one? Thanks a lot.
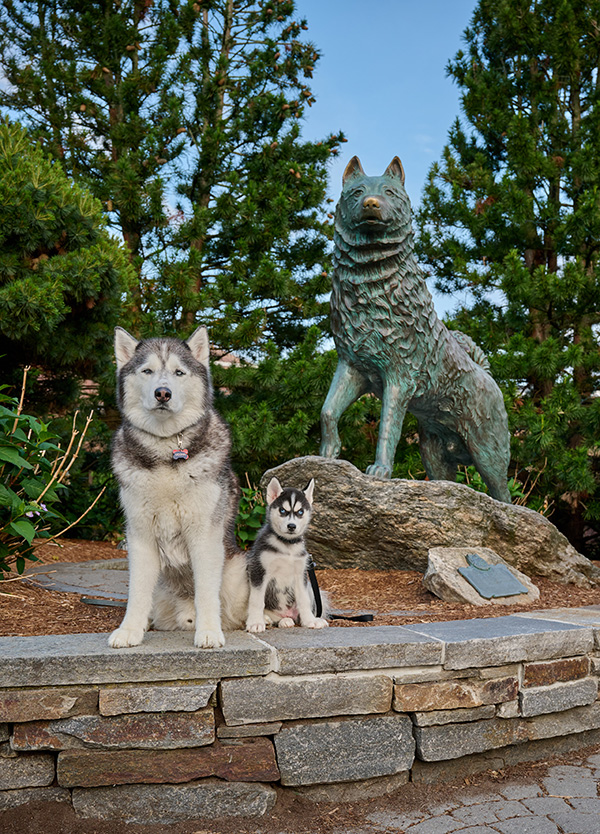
[296,0,476,203]
[295,0,477,315]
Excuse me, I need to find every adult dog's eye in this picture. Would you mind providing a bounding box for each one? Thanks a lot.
[141,369,152,375]
[175,370,185,377]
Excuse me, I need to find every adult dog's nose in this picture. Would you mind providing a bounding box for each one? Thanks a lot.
[154,387,172,403]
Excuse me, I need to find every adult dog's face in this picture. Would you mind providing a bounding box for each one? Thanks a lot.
[114,327,211,438]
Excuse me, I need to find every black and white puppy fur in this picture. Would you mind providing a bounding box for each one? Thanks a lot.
[245,477,329,632]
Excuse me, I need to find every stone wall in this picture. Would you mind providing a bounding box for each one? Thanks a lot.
[1,608,599,824]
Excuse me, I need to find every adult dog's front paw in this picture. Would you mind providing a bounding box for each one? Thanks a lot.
[194,628,225,649]
[306,617,329,629]
[246,621,266,633]
[366,463,391,479]
[108,626,145,648]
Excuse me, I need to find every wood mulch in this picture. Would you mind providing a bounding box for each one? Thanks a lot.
[0,539,599,638]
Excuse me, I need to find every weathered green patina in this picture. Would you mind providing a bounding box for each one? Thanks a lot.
[320,156,511,503]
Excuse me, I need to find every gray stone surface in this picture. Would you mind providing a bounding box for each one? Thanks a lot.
[0,725,8,743]
[412,705,495,727]
[404,616,593,669]
[99,682,216,715]
[424,546,540,606]
[217,721,282,738]
[257,625,443,674]
[293,771,409,803]
[0,753,55,789]
[0,786,70,810]
[542,772,599,797]
[220,672,393,725]
[0,686,98,722]
[275,714,415,786]
[519,677,598,717]
[403,817,462,833]
[262,456,598,585]
[414,716,527,761]
[497,700,520,718]
[493,819,560,834]
[0,630,273,687]
[544,810,600,834]
[25,558,128,599]
[525,702,600,740]
[72,779,277,822]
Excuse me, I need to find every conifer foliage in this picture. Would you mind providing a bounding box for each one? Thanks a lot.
[416,0,600,553]
[0,0,341,356]
[0,121,134,406]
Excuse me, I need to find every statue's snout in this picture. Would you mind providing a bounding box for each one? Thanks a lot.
[363,196,380,211]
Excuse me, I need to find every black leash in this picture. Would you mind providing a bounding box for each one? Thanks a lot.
[307,560,374,622]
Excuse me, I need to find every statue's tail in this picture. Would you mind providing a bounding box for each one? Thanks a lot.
[451,330,491,373]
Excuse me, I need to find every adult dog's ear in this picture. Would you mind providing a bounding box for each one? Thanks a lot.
[384,156,405,184]
[186,326,210,369]
[114,327,139,370]
[343,155,365,184]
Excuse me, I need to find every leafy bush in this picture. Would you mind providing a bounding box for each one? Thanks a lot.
[235,481,266,550]
[0,370,98,576]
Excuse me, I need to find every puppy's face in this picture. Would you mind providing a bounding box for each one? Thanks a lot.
[266,477,314,539]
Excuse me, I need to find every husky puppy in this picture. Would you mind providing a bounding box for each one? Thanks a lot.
[246,478,329,632]
[108,325,241,650]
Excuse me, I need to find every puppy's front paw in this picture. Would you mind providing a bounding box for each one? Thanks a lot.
[108,626,145,648]
[306,617,329,629]
[246,621,266,633]
[194,628,225,649]
[278,617,295,628]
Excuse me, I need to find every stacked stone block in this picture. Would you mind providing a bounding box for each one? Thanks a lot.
[0,609,598,823]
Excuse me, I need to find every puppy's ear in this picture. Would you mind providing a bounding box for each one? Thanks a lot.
[343,155,365,184]
[186,326,210,369]
[303,478,315,506]
[384,156,405,184]
[266,477,283,505]
[114,327,139,370]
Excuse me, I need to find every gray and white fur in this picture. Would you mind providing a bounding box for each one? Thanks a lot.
[246,477,329,632]
[108,325,243,649]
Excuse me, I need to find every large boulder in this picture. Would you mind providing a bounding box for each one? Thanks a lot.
[260,457,599,588]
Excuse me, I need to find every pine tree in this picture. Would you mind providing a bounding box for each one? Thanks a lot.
[0,0,341,353]
[415,0,600,554]
[0,120,135,407]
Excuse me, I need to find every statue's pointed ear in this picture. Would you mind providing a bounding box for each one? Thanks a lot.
[384,156,405,184]
[343,156,365,184]
[114,327,139,370]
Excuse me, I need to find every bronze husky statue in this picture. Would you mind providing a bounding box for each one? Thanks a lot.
[320,156,511,503]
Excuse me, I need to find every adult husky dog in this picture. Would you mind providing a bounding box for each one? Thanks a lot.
[320,156,511,503]
[108,326,242,649]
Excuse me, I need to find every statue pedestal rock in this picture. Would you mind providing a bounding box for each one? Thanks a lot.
[424,547,540,606]
[260,456,599,588]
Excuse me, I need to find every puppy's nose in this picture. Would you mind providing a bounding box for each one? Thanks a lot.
[363,196,380,210]
[287,522,296,533]
[154,387,172,403]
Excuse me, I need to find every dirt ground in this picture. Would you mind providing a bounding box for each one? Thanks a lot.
[0,539,599,637]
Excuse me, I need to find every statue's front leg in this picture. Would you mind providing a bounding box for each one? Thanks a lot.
[320,359,368,458]
[367,381,409,479]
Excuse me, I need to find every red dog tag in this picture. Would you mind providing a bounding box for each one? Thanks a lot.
[172,448,189,461]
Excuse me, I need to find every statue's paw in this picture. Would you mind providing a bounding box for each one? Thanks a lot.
[278,617,295,628]
[108,625,145,648]
[319,444,340,459]
[194,628,225,649]
[366,463,391,479]
[246,621,266,633]
[306,617,329,629]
